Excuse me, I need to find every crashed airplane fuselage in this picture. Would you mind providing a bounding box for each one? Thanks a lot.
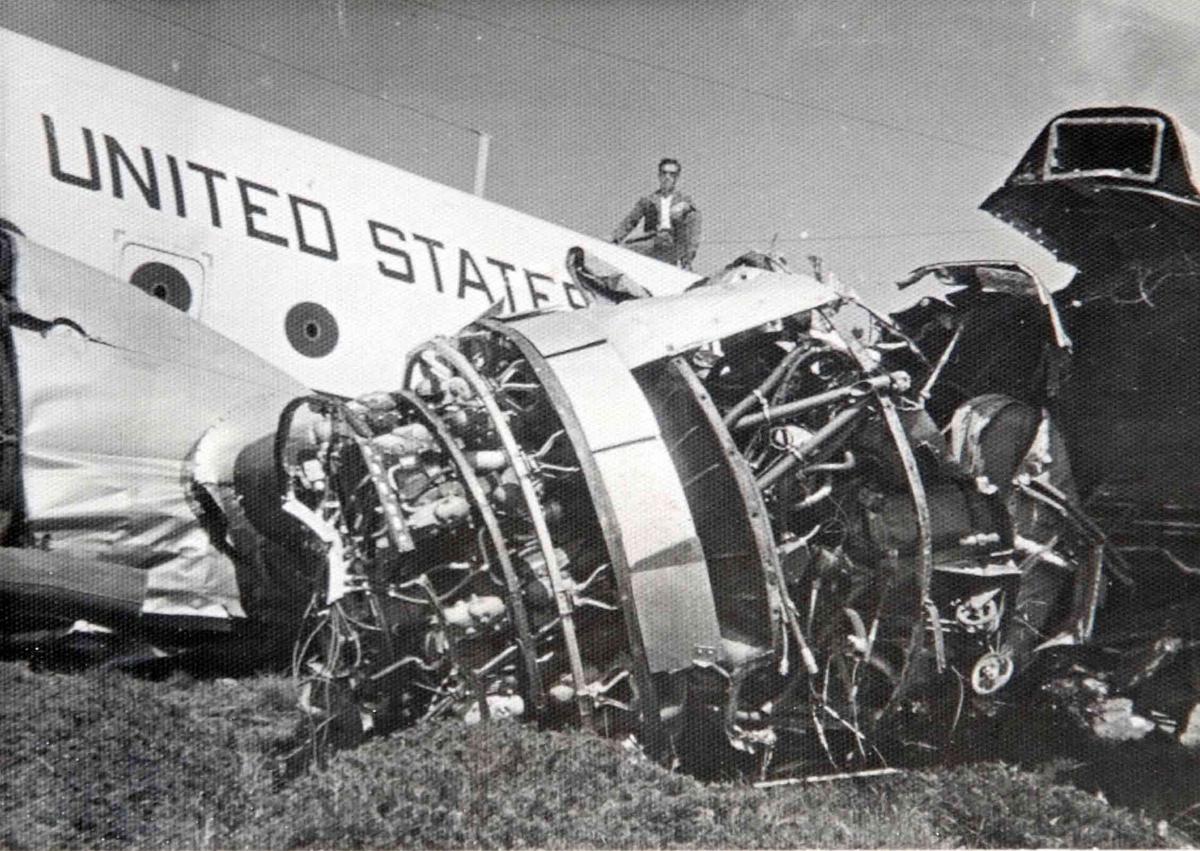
[2,104,1198,765]
[986,107,1200,546]
[0,225,1099,762]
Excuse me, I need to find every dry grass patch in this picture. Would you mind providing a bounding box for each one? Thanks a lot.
[0,663,1181,849]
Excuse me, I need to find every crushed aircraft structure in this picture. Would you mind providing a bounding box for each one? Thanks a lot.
[0,234,310,640]
[2,105,1199,765]
[276,250,1105,765]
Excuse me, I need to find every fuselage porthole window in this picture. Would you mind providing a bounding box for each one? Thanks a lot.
[129,261,193,312]
[285,301,339,358]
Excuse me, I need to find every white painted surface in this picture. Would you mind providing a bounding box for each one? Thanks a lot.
[0,28,698,394]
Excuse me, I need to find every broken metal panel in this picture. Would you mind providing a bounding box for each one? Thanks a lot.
[890,266,1068,425]
[20,449,241,619]
[562,266,839,368]
[896,261,1071,350]
[565,247,654,305]
[3,234,309,621]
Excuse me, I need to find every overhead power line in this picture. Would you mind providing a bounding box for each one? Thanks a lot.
[114,0,1007,159]
[704,227,1006,245]
[409,0,1011,158]
[112,0,481,136]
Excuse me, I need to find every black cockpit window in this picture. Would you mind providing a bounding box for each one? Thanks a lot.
[1045,116,1164,182]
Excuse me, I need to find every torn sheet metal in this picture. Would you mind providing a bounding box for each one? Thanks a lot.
[4,234,308,621]
[510,264,839,369]
[897,260,1071,349]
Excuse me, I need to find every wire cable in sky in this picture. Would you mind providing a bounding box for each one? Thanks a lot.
[704,227,1006,245]
[112,0,482,136]
[409,0,1011,159]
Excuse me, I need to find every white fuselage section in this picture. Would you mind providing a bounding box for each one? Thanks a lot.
[0,29,697,394]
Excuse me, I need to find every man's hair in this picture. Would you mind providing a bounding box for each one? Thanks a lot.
[658,157,681,173]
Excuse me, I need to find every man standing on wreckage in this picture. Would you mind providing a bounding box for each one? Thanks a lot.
[612,157,702,271]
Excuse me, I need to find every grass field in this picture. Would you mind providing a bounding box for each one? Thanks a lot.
[0,661,1188,849]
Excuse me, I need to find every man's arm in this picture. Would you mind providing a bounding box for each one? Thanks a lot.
[679,202,701,269]
[612,197,649,243]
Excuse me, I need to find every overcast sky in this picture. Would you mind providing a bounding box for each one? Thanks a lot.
[3,0,1197,307]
